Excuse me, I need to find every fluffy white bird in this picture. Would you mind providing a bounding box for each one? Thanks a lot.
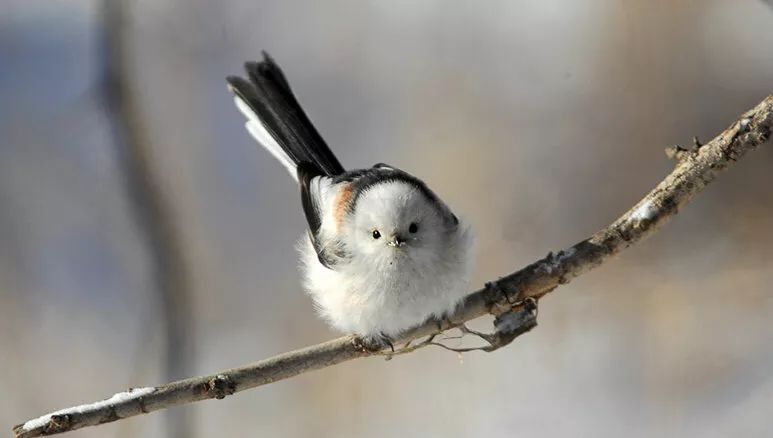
[227,53,475,344]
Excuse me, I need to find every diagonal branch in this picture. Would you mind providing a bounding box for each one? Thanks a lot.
[13,95,773,438]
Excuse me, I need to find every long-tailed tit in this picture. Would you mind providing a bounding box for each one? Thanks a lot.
[226,53,475,343]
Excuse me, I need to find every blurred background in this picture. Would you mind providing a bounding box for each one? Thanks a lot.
[2,1,773,437]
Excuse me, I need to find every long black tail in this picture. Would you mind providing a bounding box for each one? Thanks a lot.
[226,52,345,177]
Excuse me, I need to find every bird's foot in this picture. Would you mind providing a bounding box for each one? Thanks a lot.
[363,332,395,352]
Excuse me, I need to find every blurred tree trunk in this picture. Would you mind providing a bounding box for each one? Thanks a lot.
[100,2,195,438]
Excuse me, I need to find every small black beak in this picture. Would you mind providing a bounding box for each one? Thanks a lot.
[387,234,407,247]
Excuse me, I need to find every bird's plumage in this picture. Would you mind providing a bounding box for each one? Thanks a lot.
[228,53,475,339]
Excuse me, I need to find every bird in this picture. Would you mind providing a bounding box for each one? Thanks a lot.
[226,52,475,345]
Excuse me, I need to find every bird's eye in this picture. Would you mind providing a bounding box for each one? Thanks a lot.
[409,222,418,233]
[372,230,381,239]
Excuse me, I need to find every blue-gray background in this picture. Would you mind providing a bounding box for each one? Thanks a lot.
[2,1,773,437]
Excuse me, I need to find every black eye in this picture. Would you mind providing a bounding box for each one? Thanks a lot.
[372,230,381,239]
[409,223,418,233]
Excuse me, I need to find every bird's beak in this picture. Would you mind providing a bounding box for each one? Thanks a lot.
[387,235,407,247]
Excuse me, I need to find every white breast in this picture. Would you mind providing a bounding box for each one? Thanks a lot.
[299,219,475,339]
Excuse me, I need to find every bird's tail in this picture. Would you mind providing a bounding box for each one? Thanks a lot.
[227,52,345,180]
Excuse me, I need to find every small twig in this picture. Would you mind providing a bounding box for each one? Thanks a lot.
[428,304,539,354]
[666,135,707,162]
[665,144,692,161]
[381,334,440,359]
[12,95,773,438]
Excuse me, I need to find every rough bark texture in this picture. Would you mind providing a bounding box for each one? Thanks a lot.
[13,95,773,438]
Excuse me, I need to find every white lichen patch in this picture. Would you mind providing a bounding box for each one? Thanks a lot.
[21,387,155,432]
[631,200,658,222]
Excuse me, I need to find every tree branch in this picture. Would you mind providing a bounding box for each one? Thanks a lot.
[13,95,773,438]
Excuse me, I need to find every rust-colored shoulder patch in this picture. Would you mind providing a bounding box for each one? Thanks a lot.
[335,184,354,231]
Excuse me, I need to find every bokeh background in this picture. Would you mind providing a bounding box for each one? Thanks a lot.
[2,1,773,437]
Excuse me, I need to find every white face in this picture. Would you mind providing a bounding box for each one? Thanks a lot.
[344,181,454,264]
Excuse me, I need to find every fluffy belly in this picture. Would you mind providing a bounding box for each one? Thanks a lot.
[299,237,471,338]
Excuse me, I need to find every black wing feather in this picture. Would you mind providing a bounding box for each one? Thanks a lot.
[297,162,339,268]
[297,162,324,236]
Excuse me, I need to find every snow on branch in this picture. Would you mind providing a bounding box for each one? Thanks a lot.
[13,95,773,438]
